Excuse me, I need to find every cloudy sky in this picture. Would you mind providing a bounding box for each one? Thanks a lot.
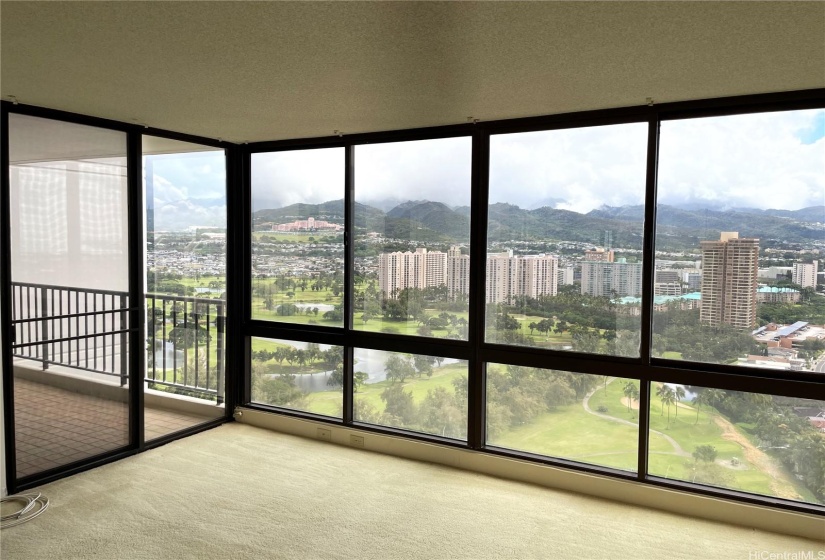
[146,150,227,230]
[153,108,823,225]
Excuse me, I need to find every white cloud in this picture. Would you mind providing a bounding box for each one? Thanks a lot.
[490,123,649,213]
[164,109,825,224]
[657,109,824,211]
[252,148,345,210]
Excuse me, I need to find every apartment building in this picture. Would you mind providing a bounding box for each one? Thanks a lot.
[793,261,819,289]
[700,232,760,329]
[580,259,643,298]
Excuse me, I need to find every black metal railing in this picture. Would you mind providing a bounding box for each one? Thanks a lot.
[146,293,225,403]
[10,281,225,403]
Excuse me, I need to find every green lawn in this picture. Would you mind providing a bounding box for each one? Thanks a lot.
[300,363,468,420]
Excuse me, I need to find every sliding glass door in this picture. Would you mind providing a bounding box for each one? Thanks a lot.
[7,114,131,479]
[142,136,227,440]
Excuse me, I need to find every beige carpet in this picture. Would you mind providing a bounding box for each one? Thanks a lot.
[1,423,822,560]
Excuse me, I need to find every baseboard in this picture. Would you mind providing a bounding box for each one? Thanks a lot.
[237,406,825,542]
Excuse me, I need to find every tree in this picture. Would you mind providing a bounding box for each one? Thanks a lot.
[623,382,639,414]
[413,354,435,377]
[324,304,343,322]
[656,384,669,415]
[692,444,718,464]
[354,371,368,392]
[495,312,520,332]
[572,329,601,354]
[691,392,706,424]
[385,353,415,383]
[381,384,417,425]
[673,385,686,418]
[168,325,211,349]
[660,387,676,427]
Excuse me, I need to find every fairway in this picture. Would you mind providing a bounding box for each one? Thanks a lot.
[298,372,818,503]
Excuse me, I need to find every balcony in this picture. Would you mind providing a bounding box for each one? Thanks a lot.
[10,282,226,478]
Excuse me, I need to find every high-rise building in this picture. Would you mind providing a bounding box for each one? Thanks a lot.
[486,250,558,303]
[699,232,759,329]
[654,269,682,296]
[378,248,428,296]
[580,259,642,298]
[447,246,470,299]
[792,261,818,289]
[681,269,702,292]
[378,246,470,299]
[558,265,576,286]
[379,247,560,303]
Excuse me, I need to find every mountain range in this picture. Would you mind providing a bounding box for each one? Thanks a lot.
[252,199,824,250]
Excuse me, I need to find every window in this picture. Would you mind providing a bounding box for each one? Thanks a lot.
[251,148,345,327]
[653,109,825,372]
[354,137,472,339]
[487,365,640,472]
[143,136,227,438]
[222,91,825,514]
[353,349,468,440]
[486,123,648,357]
[648,384,824,506]
[250,337,344,418]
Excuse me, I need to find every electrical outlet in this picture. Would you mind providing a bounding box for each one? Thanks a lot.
[350,434,365,448]
[317,428,332,441]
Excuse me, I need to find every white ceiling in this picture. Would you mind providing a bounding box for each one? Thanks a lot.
[2,2,824,143]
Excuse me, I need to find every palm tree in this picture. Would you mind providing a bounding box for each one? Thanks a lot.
[691,392,706,425]
[660,387,676,427]
[656,384,669,415]
[673,386,686,418]
[703,389,726,423]
[623,382,638,413]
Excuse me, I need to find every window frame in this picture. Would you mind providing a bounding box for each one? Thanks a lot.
[240,90,825,515]
[3,88,823,512]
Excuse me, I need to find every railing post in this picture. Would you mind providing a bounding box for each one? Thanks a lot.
[216,302,225,405]
[120,294,129,387]
[40,287,49,370]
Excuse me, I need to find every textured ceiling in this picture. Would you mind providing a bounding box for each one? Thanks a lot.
[2,2,824,143]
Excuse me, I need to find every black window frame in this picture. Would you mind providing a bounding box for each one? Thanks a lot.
[2,87,823,514]
[241,89,825,515]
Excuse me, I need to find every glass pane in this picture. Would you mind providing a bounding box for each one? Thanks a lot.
[143,136,227,440]
[648,383,825,505]
[486,123,648,356]
[8,114,129,478]
[250,338,343,418]
[486,364,640,472]
[653,109,825,371]
[353,349,467,439]
[354,137,472,339]
[251,149,345,327]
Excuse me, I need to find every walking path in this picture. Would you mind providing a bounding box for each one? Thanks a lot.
[581,380,804,500]
[581,379,689,457]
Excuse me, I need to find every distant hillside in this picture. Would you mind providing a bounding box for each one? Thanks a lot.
[253,200,384,230]
[589,204,824,243]
[759,206,824,223]
[386,200,470,240]
[488,203,643,248]
[252,199,823,249]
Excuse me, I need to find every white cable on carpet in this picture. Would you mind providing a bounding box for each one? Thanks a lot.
[1,493,50,529]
